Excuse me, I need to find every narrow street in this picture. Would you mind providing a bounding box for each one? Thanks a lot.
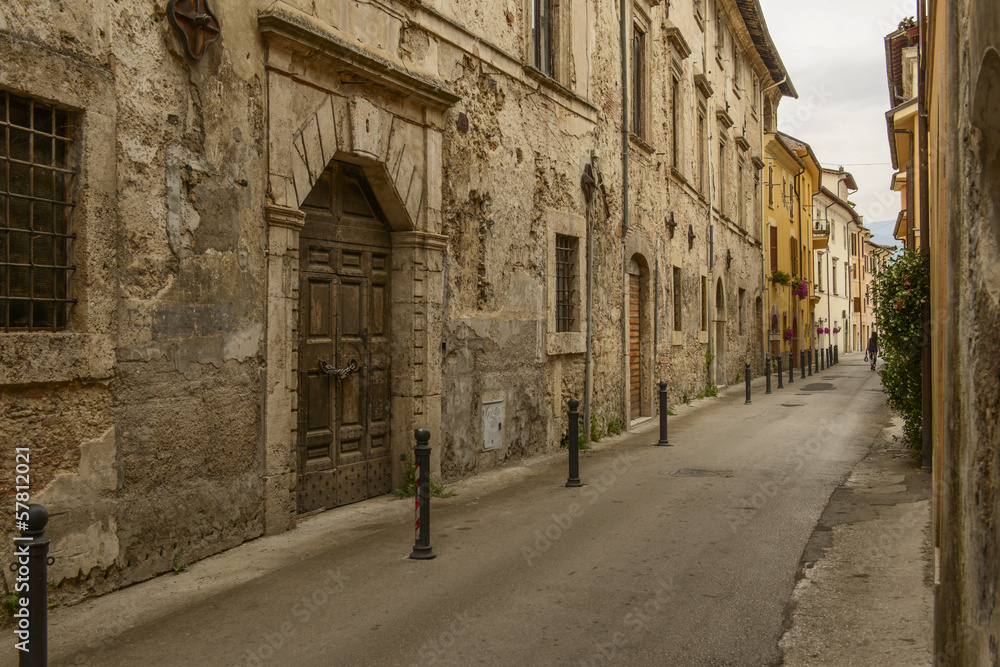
[31,354,927,667]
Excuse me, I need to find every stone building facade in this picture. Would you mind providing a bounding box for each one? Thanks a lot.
[0,0,792,599]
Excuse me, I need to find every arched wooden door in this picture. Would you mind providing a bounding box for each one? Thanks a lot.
[629,269,642,420]
[297,162,393,514]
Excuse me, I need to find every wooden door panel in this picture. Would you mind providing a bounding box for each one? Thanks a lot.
[335,461,367,506]
[299,471,336,514]
[297,162,393,514]
[629,274,641,419]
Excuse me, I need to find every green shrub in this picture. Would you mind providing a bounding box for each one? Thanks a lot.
[590,414,604,442]
[871,249,929,449]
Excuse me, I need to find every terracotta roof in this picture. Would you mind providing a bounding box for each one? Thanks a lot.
[733,0,797,98]
[884,24,919,107]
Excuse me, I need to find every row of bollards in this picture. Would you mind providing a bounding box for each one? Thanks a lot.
[411,342,849,559]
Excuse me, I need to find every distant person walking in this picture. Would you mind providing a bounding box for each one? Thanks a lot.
[867,331,879,370]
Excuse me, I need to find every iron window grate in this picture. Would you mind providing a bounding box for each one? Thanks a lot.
[1,90,77,332]
[555,234,575,333]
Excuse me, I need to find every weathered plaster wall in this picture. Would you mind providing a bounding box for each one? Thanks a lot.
[935,0,1000,662]
[107,0,268,584]
[1,0,269,599]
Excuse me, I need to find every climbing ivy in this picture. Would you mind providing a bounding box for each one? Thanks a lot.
[871,250,929,449]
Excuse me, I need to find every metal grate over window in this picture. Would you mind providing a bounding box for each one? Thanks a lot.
[555,234,576,333]
[1,90,77,331]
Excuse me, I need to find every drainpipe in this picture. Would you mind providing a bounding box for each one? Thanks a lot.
[654,233,663,380]
[620,0,630,424]
[917,0,932,472]
[583,157,596,444]
[707,124,714,387]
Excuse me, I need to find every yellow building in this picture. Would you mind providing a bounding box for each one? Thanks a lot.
[763,132,819,369]
[911,1,1000,658]
[884,19,922,252]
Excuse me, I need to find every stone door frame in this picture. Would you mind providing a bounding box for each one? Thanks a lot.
[259,8,457,533]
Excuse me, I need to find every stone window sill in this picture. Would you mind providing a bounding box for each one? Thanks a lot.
[547,331,586,356]
[0,332,114,385]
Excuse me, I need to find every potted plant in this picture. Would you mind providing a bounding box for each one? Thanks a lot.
[770,269,791,285]
[783,327,793,343]
[791,277,809,299]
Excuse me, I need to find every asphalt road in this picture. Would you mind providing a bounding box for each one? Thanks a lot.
[41,355,889,667]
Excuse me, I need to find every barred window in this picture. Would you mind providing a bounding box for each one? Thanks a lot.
[555,234,576,332]
[1,91,76,331]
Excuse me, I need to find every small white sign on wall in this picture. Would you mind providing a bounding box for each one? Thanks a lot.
[482,400,504,451]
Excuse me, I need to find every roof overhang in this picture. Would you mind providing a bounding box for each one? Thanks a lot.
[733,0,797,98]
[885,99,917,171]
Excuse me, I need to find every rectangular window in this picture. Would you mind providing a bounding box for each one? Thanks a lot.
[718,139,727,215]
[753,173,760,233]
[700,275,707,331]
[817,258,823,291]
[738,288,745,335]
[555,234,576,332]
[1,90,76,331]
[737,160,745,228]
[632,26,645,138]
[715,12,724,59]
[767,165,774,207]
[832,259,838,294]
[790,238,798,275]
[769,226,778,271]
[533,0,553,76]
[673,267,682,332]
[670,77,679,169]
[697,107,706,193]
[752,76,759,113]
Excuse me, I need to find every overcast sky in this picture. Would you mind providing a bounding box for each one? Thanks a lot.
[759,0,915,248]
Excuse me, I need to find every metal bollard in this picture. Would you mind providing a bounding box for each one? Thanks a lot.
[744,363,752,405]
[788,351,794,384]
[828,347,833,368]
[820,347,825,371]
[765,355,772,394]
[814,347,819,374]
[800,350,806,379]
[777,354,784,389]
[567,398,584,482]
[808,349,813,376]
[13,504,50,667]
[409,429,436,560]
[834,344,839,365]
[655,382,671,446]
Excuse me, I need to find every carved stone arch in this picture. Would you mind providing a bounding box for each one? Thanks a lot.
[288,95,424,232]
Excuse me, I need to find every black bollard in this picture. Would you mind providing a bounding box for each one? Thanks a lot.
[744,363,752,405]
[814,347,819,374]
[14,504,50,667]
[828,347,833,368]
[808,349,813,376]
[777,353,784,389]
[567,398,585,481]
[834,344,839,365]
[800,350,806,379]
[409,429,436,560]
[765,355,772,394]
[655,382,671,446]
[820,347,825,370]
[788,351,794,384]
